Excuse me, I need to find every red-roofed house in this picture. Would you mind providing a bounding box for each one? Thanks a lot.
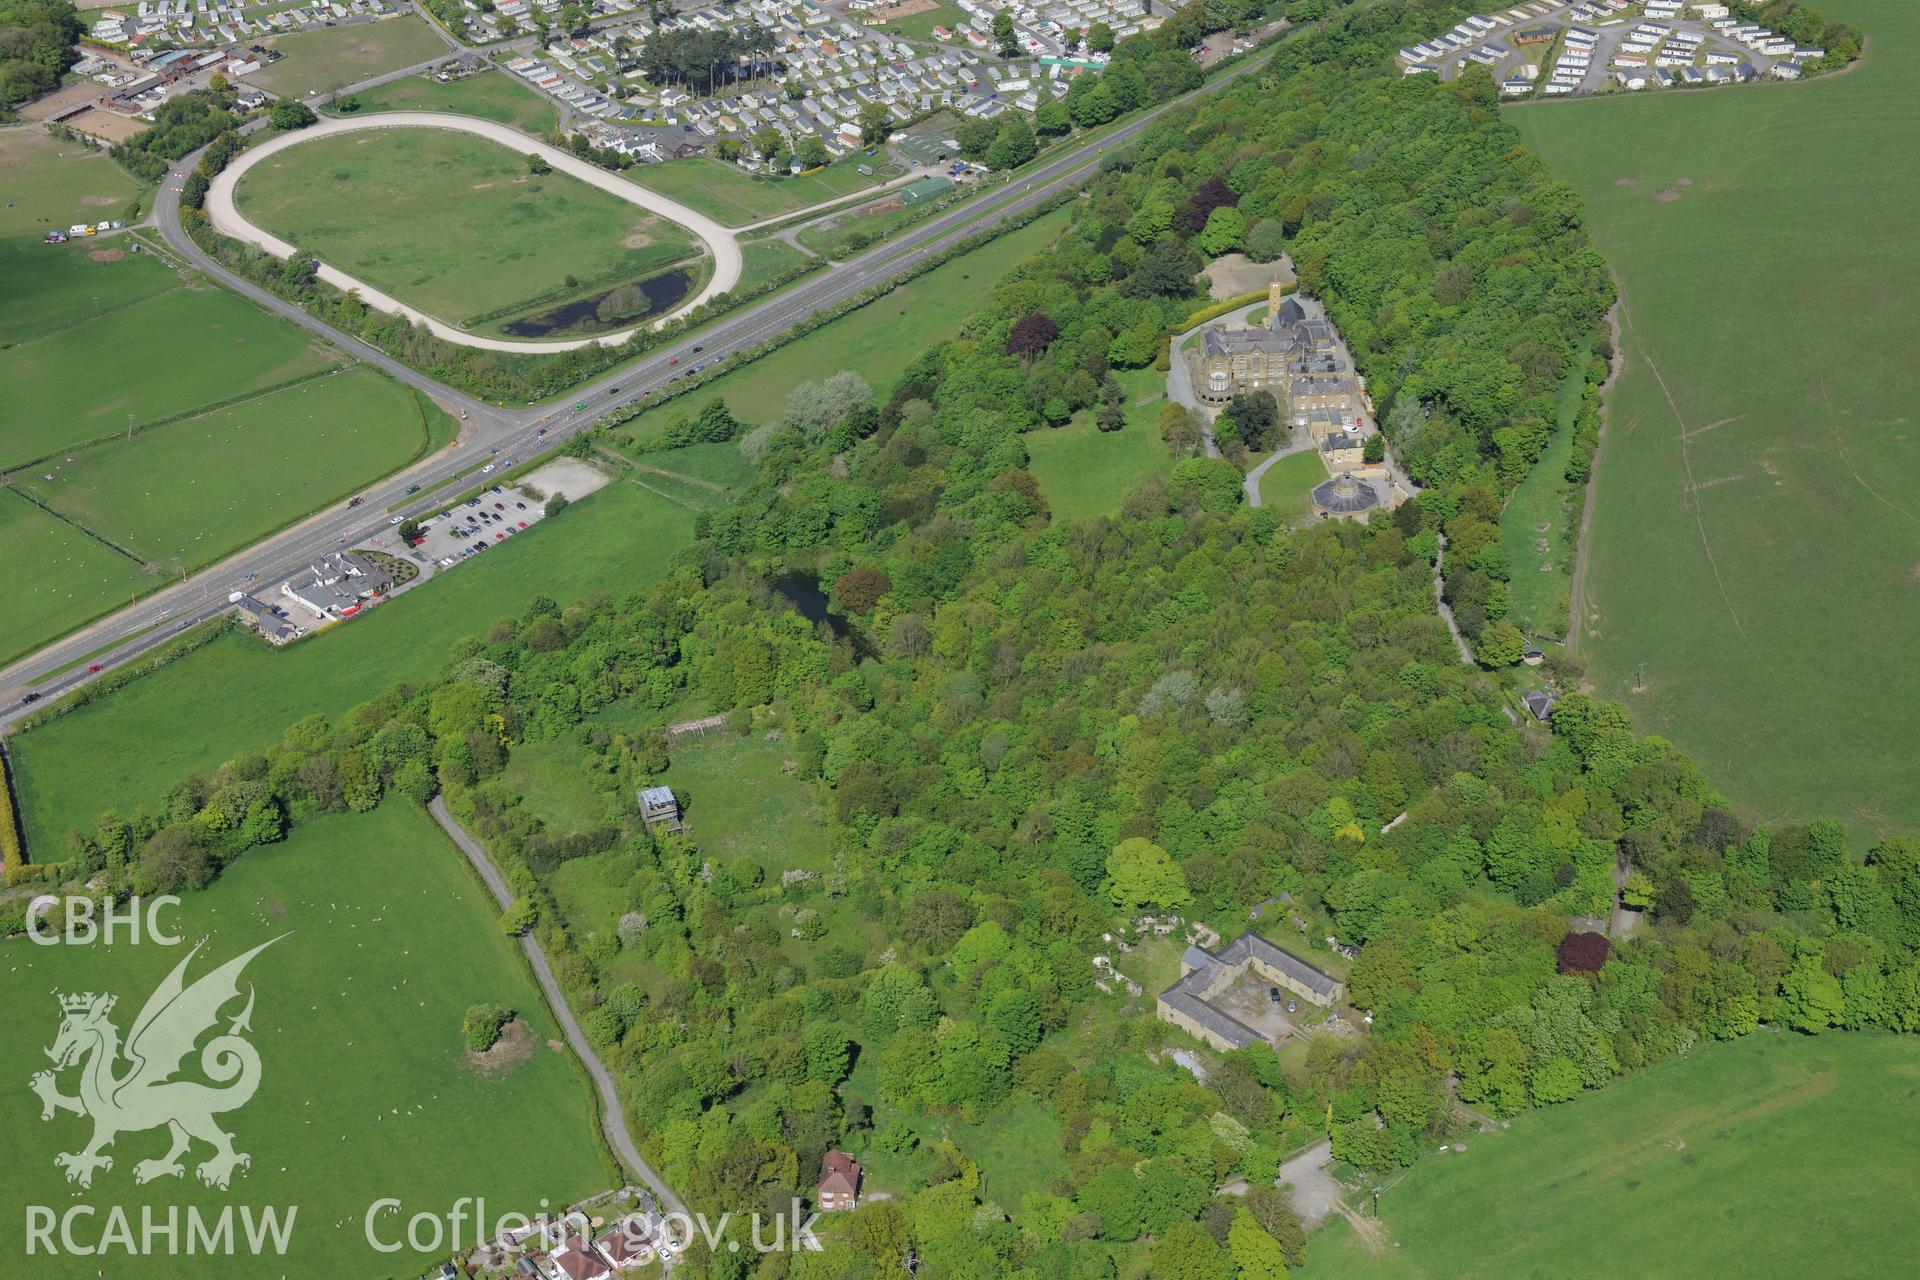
[546,1238,612,1280]
[817,1149,862,1213]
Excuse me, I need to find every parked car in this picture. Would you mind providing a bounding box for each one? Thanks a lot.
[1268,987,1282,1005]
[514,502,526,510]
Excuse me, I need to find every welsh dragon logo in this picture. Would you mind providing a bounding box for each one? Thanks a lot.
[30,937,282,1191]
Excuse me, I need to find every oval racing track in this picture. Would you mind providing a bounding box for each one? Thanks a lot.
[207,112,743,352]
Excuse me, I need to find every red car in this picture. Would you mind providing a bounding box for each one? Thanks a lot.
[668,357,680,366]
[88,664,104,673]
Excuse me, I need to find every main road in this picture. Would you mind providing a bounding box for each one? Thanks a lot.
[0,42,1289,727]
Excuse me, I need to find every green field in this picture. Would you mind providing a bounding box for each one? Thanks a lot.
[1255,449,1328,519]
[235,129,701,326]
[1499,336,1593,640]
[1299,1033,1920,1279]
[0,804,609,1280]
[0,490,153,668]
[21,368,443,571]
[0,284,342,468]
[0,235,178,346]
[0,126,148,239]
[614,208,1071,442]
[735,235,816,294]
[1024,368,1174,522]
[343,68,559,136]
[871,1,969,43]
[248,14,451,99]
[10,483,698,852]
[628,155,884,227]
[1509,0,1920,837]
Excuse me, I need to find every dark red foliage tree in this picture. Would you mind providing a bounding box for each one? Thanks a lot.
[1183,175,1238,233]
[1005,311,1058,359]
[833,566,891,613]
[1557,930,1611,975]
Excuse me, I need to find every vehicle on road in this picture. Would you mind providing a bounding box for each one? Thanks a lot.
[389,516,403,525]
[21,693,41,706]
[668,357,680,366]
[691,345,704,353]
[405,484,421,495]
[459,410,469,420]
[574,402,589,411]
[88,664,103,674]
[482,464,495,473]
[606,387,619,395]
[535,427,547,437]
[348,495,364,508]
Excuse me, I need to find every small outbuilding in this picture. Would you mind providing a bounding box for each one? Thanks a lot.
[639,785,684,831]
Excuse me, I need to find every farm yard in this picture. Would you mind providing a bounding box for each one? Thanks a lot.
[0,804,612,1280]
[0,127,147,240]
[7,482,698,854]
[1298,1033,1920,1279]
[1509,0,1920,839]
[342,67,560,136]
[233,127,704,331]
[247,13,451,100]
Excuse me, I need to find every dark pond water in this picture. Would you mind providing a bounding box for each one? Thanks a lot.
[499,267,693,338]
[772,572,876,658]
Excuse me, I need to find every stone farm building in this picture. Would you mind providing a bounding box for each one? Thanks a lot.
[1157,932,1344,1052]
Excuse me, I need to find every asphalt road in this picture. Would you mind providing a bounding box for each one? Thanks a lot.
[0,42,1287,727]
[430,798,689,1217]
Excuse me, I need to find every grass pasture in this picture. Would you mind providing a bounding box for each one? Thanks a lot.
[0,234,178,346]
[0,284,341,468]
[0,490,152,668]
[1508,0,1920,837]
[612,208,1071,443]
[1298,1032,1920,1279]
[21,368,443,572]
[0,804,610,1280]
[1023,368,1174,523]
[9,483,698,852]
[343,68,559,136]
[248,14,450,99]
[235,128,702,327]
[1499,335,1593,639]
[627,155,885,228]
[0,126,147,239]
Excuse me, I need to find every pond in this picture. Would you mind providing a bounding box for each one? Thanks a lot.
[772,572,873,656]
[498,266,693,338]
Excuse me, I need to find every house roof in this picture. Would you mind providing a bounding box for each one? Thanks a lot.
[819,1149,861,1194]
[640,785,676,808]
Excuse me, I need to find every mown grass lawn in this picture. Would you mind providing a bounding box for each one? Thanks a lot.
[0,490,151,669]
[1298,1032,1920,1279]
[235,129,701,326]
[1257,449,1328,519]
[0,126,148,239]
[0,234,178,346]
[1024,368,1174,523]
[248,14,450,99]
[10,484,698,851]
[344,68,559,136]
[627,155,885,228]
[22,368,441,571]
[0,803,611,1280]
[1508,0,1920,838]
[614,208,1071,441]
[0,285,341,468]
